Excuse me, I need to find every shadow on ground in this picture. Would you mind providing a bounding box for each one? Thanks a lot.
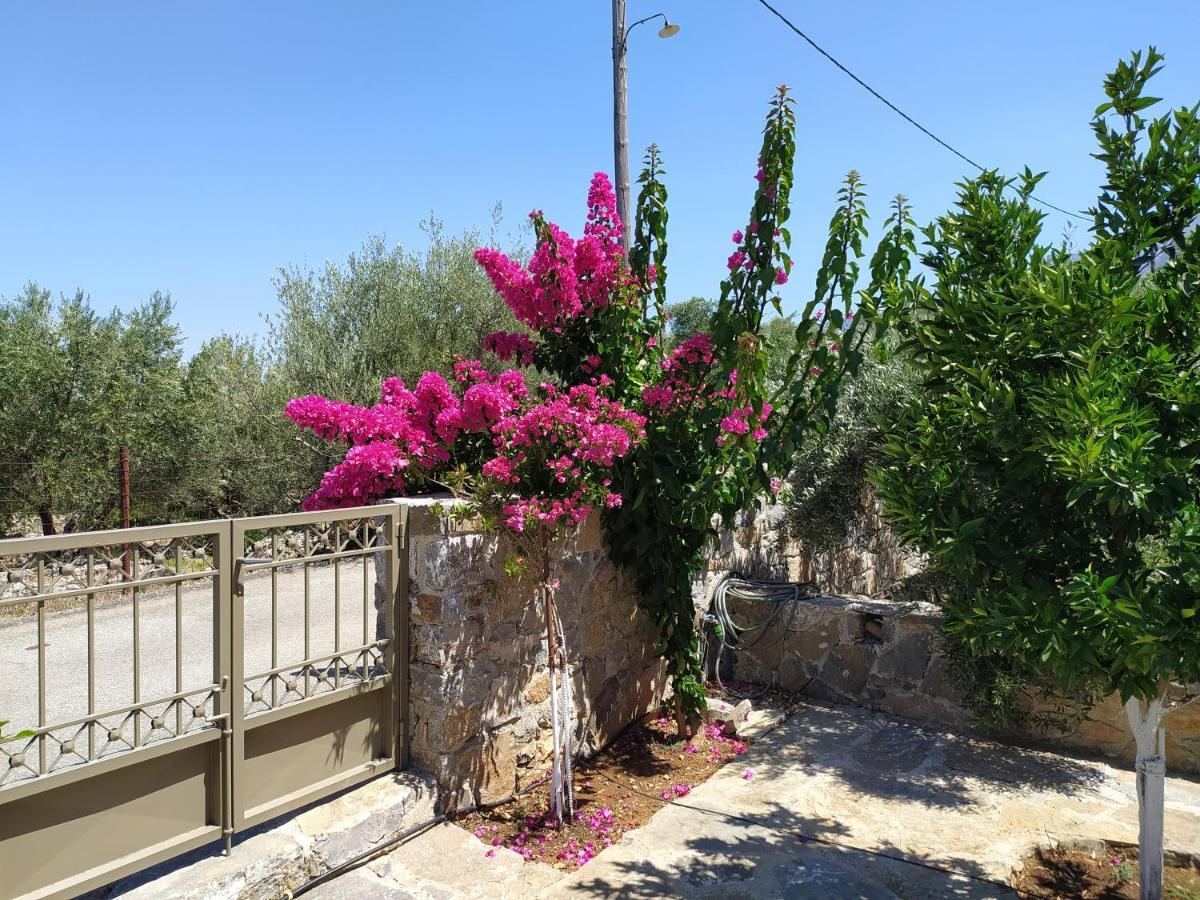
[564,800,1018,898]
[745,703,1108,811]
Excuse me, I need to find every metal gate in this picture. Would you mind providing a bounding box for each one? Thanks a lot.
[0,504,408,900]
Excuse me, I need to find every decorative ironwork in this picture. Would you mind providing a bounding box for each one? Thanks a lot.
[1,533,217,609]
[237,515,393,718]
[0,684,222,786]
[0,504,406,900]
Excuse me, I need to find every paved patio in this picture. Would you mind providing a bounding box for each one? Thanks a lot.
[309,702,1200,899]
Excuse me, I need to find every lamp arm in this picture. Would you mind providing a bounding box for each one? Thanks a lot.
[624,12,668,44]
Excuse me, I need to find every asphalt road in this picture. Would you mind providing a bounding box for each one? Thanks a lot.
[0,559,381,743]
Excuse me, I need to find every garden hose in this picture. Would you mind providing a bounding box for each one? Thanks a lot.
[704,572,811,697]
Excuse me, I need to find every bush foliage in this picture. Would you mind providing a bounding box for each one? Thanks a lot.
[0,221,519,534]
[873,49,1200,705]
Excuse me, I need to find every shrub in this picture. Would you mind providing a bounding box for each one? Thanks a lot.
[873,50,1200,898]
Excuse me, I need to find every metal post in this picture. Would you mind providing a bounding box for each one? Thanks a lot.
[36,556,47,774]
[612,0,630,255]
[120,446,132,583]
[395,505,410,769]
[214,521,238,846]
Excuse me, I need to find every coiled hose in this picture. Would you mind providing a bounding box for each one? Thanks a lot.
[703,572,812,698]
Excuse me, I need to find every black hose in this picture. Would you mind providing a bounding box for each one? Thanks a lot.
[286,813,445,897]
[705,572,810,697]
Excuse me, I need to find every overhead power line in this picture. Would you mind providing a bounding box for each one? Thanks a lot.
[753,0,1091,222]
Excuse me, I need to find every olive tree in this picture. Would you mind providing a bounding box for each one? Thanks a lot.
[874,50,1199,899]
[0,286,191,533]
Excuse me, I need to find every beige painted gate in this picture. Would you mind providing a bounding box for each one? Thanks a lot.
[0,504,408,900]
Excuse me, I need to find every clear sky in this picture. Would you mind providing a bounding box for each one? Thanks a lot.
[3,1,1198,355]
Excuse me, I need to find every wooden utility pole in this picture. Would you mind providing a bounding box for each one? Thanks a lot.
[120,445,132,582]
[612,5,679,255]
[612,0,631,255]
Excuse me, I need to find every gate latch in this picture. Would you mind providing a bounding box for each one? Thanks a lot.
[233,557,271,596]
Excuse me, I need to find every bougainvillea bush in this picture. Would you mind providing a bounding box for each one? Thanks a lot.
[286,359,644,532]
[471,89,916,729]
[287,352,646,825]
[289,86,917,734]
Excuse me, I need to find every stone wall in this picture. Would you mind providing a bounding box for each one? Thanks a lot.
[697,499,1200,775]
[397,498,667,811]
[395,489,1198,810]
[706,591,1200,775]
[699,498,926,599]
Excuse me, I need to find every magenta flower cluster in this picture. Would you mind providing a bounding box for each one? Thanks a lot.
[482,330,537,365]
[286,359,643,526]
[488,382,646,533]
[718,403,772,444]
[641,333,716,413]
[475,173,624,330]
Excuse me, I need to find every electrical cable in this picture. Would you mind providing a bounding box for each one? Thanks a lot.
[752,0,1091,222]
[285,813,445,897]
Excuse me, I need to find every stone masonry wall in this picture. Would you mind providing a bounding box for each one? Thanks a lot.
[393,489,1198,809]
[397,498,667,811]
[699,500,926,599]
[699,507,1200,775]
[709,592,1200,775]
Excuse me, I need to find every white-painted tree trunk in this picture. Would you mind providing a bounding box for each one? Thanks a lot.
[1125,695,1167,900]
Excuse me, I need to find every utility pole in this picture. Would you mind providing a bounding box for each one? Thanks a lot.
[612,0,631,255]
[612,5,678,257]
[120,445,132,583]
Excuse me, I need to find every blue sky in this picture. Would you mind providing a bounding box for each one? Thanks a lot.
[3,2,1198,355]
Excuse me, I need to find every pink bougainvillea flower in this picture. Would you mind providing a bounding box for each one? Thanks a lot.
[743,769,754,780]
[483,330,537,365]
[475,173,623,329]
[731,229,743,243]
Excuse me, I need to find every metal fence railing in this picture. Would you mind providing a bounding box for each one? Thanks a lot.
[0,503,409,900]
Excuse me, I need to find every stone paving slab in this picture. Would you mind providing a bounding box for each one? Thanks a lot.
[368,820,566,899]
[309,702,1200,898]
[546,703,1200,898]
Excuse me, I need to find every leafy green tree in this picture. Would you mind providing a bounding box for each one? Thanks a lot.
[0,217,523,532]
[269,219,521,406]
[0,285,190,534]
[784,336,916,554]
[181,335,306,516]
[873,51,1200,900]
[666,296,715,344]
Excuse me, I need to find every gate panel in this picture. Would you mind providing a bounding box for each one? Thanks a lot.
[240,688,390,825]
[0,736,219,900]
[0,505,406,899]
[229,505,403,831]
[0,521,230,900]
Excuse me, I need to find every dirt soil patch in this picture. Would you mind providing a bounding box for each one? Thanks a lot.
[453,704,758,870]
[1013,843,1200,898]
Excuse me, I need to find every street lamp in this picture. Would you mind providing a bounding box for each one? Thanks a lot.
[612,3,679,254]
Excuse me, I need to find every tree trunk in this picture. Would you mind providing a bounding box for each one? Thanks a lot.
[1125,695,1166,900]
[539,527,571,826]
[37,503,56,536]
